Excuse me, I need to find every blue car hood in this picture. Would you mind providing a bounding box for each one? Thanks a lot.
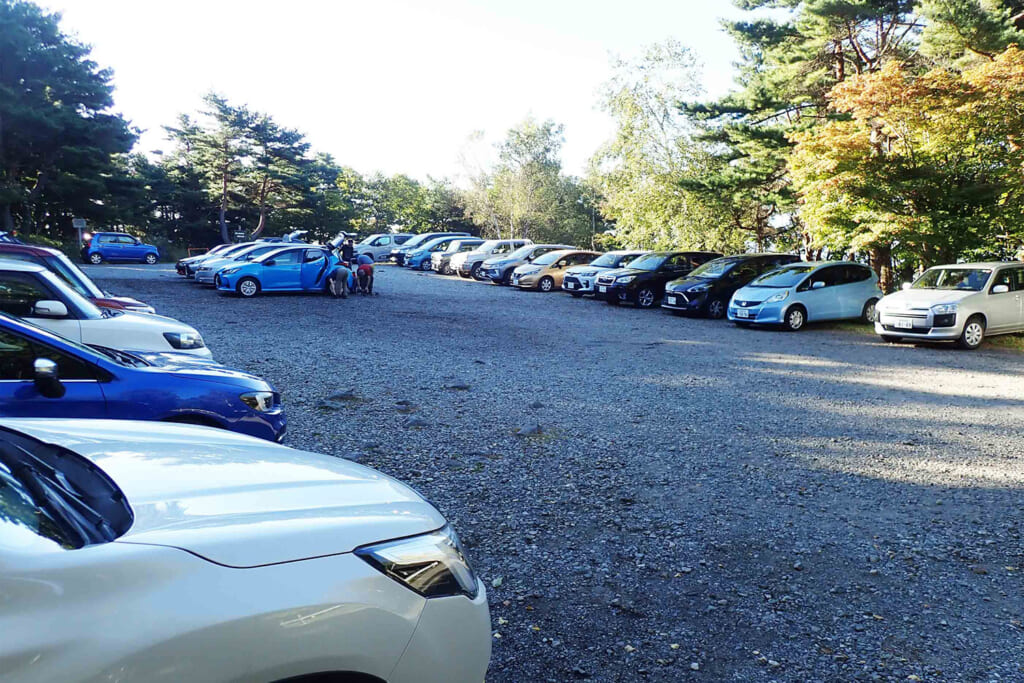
[126,351,273,390]
[733,285,786,301]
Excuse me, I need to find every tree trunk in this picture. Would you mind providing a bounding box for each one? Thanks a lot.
[869,243,893,292]
[219,171,230,243]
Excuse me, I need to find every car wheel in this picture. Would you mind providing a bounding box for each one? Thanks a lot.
[783,305,807,331]
[636,287,656,309]
[862,298,879,323]
[706,297,726,319]
[144,253,158,265]
[500,269,513,285]
[237,277,260,298]
[469,263,482,279]
[443,263,454,276]
[88,253,103,265]
[538,276,555,292]
[880,335,902,343]
[957,315,985,350]
[420,260,432,271]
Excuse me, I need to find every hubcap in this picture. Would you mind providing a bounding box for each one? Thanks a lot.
[789,310,804,329]
[240,281,257,296]
[865,302,876,322]
[541,279,552,291]
[965,323,983,346]
[90,254,102,264]
[146,255,156,263]
[638,289,654,307]
[709,300,724,318]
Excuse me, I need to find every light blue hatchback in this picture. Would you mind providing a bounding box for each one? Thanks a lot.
[728,261,882,331]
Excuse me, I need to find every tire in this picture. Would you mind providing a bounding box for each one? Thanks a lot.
[538,276,555,292]
[862,298,879,323]
[880,335,902,344]
[636,287,656,309]
[88,253,103,265]
[144,253,158,265]
[419,260,432,271]
[956,315,985,350]
[237,277,260,298]
[706,297,726,319]
[500,269,513,285]
[443,263,454,276]
[783,305,807,331]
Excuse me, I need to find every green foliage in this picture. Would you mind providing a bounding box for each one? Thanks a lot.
[919,0,1024,63]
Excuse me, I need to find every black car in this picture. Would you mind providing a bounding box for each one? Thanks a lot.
[594,251,722,308]
[662,253,801,319]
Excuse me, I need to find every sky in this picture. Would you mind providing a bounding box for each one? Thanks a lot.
[37,0,746,181]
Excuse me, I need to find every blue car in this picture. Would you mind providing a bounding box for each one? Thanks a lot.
[404,236,465,271]
[215,245,342,297]
[728,260,882,331]
[81,232,160,265]
[0,314,286,441]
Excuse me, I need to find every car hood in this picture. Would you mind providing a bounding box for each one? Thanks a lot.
[125,351,272,388]
[879,288,979,309]
[666,276,715,291]
[107,310,201,335]
[482,257,518,268]
[196,256,236,270]
[565,265,608,275]
[733,285,786,301]
[3,419,444,567]
[599,267,646,279]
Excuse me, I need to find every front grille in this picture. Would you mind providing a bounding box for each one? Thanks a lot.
[597,275,616,285]
[734,300,761,308]
[883,324,930,333]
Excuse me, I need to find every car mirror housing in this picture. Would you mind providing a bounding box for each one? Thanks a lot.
[263,259,276,267]
[811,281,825,290]
[33,300,69,318]
[992,284,1010,294]
[33,358,65,398]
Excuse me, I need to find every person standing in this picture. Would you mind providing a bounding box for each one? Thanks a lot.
[341,238,356,263]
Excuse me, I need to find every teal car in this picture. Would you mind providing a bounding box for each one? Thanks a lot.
[728,261,882,331]
[215,245,343,298]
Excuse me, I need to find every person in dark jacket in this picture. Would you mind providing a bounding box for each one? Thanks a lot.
[341,239,356,263]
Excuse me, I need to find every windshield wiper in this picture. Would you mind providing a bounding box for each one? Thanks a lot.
[88,345,148,368]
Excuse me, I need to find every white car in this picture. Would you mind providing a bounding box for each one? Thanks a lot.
[875,261,1024,349]
[0,261,212,357]
[193,243,284,285]
[451,239,533,279]
[0,419,491,683]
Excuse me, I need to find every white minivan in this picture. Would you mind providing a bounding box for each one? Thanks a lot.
[0,261,212,357]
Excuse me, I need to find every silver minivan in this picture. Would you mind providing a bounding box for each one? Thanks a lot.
[355,233,413,262]
[875,261,1024,349]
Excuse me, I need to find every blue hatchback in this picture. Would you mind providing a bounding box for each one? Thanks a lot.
[216,245,342,297]
[0,314,286,441]
[81,232,160,265]
[728,261,882,331]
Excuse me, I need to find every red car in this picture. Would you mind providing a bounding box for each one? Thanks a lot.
[0,243,156,313]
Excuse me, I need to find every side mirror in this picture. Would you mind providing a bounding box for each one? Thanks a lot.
[263,259,276,267]
[992,284,1010,294]
[901,282,912,290]
[34,358,65,399]
[811,281,825,290]
[33,300,69,317]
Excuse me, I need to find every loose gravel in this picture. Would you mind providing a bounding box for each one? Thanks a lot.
[91,264,1024,682]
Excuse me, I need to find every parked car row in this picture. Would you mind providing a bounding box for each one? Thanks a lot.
[417,240,1024,349]
[2,237,491,682]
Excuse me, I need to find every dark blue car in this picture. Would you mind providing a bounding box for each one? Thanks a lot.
[0,314,286,441]
[81,232,160,265]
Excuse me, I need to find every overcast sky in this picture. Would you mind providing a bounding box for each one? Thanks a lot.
[38,0,746,180]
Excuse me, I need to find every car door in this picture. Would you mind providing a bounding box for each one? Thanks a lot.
[0,327,107,417]
[837,265,875,318]
[797,266,843,320]
[300,249,330,290]
[659,254,694,288]
[0,272,84,342]
[262,249,302,290]
[123,236,145,260]
[986,267,1023,333]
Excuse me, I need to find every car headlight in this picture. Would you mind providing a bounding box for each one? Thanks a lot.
[688,284,711,293]
[356,525,479,599]
[240,390,277,412]
[765,291,790,304]
[931,303,958,315]
[577,270,596,277]
[222,267,240,275]
[616,275,635,283]
[163,332,206,349]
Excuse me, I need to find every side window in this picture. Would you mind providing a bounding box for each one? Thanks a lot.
[494,244,510,254]
[0,274,56,317]
[95,235,110,244]
[665,254,690,269]
[818,267,842,287]
[991,268,1018,292]
[303,249,324,263]
[31,340,98,381]
[692,254,715,266]
[1012,268,1024,291]
[0,329,34,379]
[731,262,761,281]
[373,236,390,246]
[116,235,135,245]
[844,266,872,283]
[272,251,300,265]
[0,253,39,267]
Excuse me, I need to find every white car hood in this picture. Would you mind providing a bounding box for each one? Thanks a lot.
[108,310,199,335]
[879,288,978,309]
[5,419,443,568]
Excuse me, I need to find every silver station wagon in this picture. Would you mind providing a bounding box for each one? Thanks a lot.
[875,261,1024,349]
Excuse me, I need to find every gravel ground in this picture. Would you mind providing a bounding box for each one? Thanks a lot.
[89,263,1024,682]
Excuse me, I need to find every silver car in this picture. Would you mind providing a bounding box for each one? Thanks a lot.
[561,250,648,297]
[478,244,575,285]
[875,261,1024,349]
[194,243,283,285]
[354,233,413,262]
[451,239,533,279]
[432,238,485,275]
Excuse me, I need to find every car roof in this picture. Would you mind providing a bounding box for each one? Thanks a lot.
[0,243,61,256]
[531,244,575,249]
[931,261,1019,269]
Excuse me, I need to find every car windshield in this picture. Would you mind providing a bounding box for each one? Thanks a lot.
[625,254,667,271]
[751,264,817,288]
[402,235,432,249]
[689,258,740,280]
[590,252,632,268]
[532,251,567,266]
[507,245,536,260]
[44,254,103,298]
[357,235,379,245]
[476,240,502,252]
[38,270,104,320]
[913,267,992,291]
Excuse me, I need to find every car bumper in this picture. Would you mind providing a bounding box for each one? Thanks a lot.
[195,271,216,284]
[594,283,632,301]
[477,267,501,281]
[390,587,491,683]
[662,290,706,312]
[233,410,287,442]
[727,302,786,324]
[562,276,595,294]
[874,315,961,340]
[511,273,540,288]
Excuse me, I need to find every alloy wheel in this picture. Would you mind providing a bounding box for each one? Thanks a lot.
[238,278,259,297]
[707,298,725,319]
[786,307,805,331]
[539,277,554,292]
[637,288,655,308]
[89,253,103,264]
[145,254,158,265]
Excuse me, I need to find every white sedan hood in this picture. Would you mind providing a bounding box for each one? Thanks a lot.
[879,288,978,309]
[4,419,444,568]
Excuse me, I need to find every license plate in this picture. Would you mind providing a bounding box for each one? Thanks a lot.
[667,295,677,305]
[565,282,575,289]
[735,309,750,319]
[598,285,607,293]
[895,318,914,329]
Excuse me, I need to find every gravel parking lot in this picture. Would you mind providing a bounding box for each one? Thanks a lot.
[89,263,1024,682]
